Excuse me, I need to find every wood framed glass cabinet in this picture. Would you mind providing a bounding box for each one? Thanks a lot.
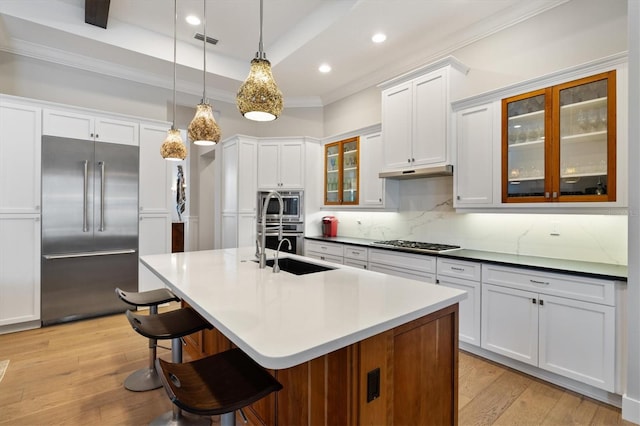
[502,71,616,203]
[324,137,359,205]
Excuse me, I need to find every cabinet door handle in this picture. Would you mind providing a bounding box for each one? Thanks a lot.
[451,267,465,272]
[530,279,549,285]
[552,192,558,198]
[545,192,550,199]
[532,298,537,304]
[539,299,544,306]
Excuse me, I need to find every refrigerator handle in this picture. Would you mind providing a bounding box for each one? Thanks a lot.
[83,160,89,232]
[99,161,105,232]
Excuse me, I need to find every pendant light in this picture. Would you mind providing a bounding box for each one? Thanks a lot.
[187,0,221,146]
[160,0,187,161]
[236,0,283,121]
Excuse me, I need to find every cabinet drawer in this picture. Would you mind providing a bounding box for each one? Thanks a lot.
[368,248,435,274]
[304,240,344,257]
[437,258,480,281]
[344,246,368,261]
[369,263,435,283]
[306,252,343,265]
[344,258,367,270]
[482,264,615,306]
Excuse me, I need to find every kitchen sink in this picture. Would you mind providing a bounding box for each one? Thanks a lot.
[255,258,335,275]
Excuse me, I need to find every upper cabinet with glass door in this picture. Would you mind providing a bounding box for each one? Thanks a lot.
[324,137,359,205]
[503,71,616,203]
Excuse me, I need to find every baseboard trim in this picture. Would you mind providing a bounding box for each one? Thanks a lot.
[0,319,41,335]
[622,394,640,424]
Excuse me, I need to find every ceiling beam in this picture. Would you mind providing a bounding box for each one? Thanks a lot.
[85,0,110,29]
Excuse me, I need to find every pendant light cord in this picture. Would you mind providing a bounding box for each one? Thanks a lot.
[202,0,207,101]
[172,0,177,129]
[257,0,264,58]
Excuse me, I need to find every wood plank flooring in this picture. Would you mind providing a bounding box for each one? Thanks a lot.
[0,308,633,426]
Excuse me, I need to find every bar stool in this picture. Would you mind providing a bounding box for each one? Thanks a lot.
[125,307,213,426]
[116,287,181,391]
[155,348,283,426]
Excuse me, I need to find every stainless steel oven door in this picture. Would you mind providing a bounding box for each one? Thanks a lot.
[262,233,303,255]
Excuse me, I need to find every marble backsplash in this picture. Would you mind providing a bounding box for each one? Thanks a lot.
[316,177,627,266]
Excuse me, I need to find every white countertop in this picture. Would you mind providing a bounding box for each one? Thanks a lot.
[140,248,466,369]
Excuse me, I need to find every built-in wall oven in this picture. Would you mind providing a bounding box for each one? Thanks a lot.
[259,223,304,255]
[257,191,304,255]
[257,191,303,222]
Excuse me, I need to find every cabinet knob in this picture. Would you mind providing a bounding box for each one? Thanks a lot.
[456,195,460,200]
[90,133,94,138]
[545,192,550,199]
[95,134,99,139]
[552,192,558,199]
[407,159,411,163]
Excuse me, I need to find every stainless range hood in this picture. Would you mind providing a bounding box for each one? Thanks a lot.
[378,164,453,180]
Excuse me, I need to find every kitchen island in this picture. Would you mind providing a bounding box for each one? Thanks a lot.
[141,248,467,425]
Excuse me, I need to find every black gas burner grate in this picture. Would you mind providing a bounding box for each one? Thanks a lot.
[372,239,461,253]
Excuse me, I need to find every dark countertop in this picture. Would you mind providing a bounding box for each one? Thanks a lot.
[305,235,627,281]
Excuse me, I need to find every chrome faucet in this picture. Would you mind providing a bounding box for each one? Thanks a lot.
[257,190,284,268]
[273,238,291,273]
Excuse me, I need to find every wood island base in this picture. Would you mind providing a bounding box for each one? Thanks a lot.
[184,303,459,426]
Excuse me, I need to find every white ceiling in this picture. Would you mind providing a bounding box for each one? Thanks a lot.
[0,0,568,107]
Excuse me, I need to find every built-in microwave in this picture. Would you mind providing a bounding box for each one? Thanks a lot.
[257,190,303,223]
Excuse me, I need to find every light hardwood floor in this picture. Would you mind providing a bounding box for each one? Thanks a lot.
[0,309,634,426]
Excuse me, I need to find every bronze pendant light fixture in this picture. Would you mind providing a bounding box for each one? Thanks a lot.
[188,0,221,146]
[160,0,187,161]
[236,0,283,121]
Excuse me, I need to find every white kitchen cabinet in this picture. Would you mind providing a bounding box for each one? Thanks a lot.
[220,136,258,249]
[0,100,41,214]
[481,264,617,392]
[257,139,304,189]
[437,258,481,346]
[482,283,539,365]
[43,108,139,146]
[0,214,40,330]
[538,294,615,391]
[139,123,173,214]
[138,122,175,290]
[454,102,495,207]
[222,136,257,214]
[368,248,436,283]
[380,57,468,173]
[359,132,398,208]
[304,240,344,265]
[138,214,171,292]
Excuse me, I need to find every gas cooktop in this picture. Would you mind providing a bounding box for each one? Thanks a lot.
[371,240,461,254]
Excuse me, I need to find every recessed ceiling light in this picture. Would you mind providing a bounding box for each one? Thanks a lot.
[186,15,201,26]
[318,63,332,73]
[371,33,387,43]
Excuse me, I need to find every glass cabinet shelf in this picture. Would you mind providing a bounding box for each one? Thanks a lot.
[502,70,616,203]
[324,137,360,205]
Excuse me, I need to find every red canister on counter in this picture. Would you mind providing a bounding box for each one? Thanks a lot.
[322,216,338,237]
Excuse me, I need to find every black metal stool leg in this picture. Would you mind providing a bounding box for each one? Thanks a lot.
[124,305,163,391]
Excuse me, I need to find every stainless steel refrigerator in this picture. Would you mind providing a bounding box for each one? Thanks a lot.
[41,136,139,326]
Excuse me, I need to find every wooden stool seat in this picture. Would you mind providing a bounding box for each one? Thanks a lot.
[116,287,181,392]
[116,287,180,307]
[125,307,212,340]
[156,348,282,422]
